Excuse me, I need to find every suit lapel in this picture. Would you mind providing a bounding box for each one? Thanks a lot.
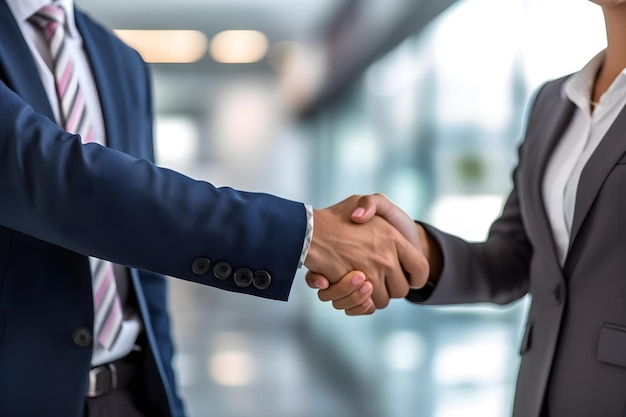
[0,0,54,119]
[75,10,129,153]
[569,104,626,247]
[527,83,576,267]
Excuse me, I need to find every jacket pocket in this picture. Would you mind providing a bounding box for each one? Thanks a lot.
[597,323,626,367]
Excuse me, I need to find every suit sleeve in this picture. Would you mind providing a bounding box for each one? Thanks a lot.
[406,98,544,306]
[0,79,307,301]
[407,178,532,306]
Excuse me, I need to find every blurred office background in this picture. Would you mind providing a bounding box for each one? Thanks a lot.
[76,0,606,416]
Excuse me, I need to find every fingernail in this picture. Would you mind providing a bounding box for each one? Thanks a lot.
[351,207,365,218]
[314,279,325,289]
[351,274,365,285]
[360,282,372,294]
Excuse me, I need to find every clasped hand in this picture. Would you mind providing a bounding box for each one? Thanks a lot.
[303,194,430,315]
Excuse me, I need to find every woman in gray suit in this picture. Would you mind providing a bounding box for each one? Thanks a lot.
[309,1,626,416]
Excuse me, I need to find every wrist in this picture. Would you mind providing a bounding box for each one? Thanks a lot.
[303,209,324,271]
[416,223,443,284]
[298,204,314,268]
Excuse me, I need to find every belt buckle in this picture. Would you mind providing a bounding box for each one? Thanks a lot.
[87,362,117,398]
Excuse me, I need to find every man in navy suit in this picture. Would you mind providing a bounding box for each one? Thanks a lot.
[0,1,427,416]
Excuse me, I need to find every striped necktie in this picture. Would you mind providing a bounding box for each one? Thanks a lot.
[31,3,123,350]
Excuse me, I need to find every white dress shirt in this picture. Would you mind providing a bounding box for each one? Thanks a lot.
[542,51,626,265]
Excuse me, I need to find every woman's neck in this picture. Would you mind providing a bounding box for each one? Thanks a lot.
[594,5,626,101]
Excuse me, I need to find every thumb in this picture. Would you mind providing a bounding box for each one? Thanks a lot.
[351,194,420,248]
[351,194,393,223]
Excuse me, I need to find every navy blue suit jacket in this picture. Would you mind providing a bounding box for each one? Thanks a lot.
[0,3,307,417]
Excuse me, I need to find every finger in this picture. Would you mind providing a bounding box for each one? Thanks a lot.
[305,271,330,290]
[318,271,366,302]
[396,233,430,289]
[350,194,384,223]
[352,194,421,247]
[370,281,391,309]
[384,257,411,300]
[345,298,376,316]
[331,281,373,310]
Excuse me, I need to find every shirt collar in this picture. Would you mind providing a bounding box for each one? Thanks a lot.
[562,50,626,113]
[6,0,77,37]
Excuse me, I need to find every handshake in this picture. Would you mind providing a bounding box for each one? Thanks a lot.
[302,194,440,316]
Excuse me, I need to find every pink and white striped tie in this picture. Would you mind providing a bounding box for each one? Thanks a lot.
[31,3,122,349]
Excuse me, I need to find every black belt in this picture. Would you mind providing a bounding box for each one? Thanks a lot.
[87,355,137,398]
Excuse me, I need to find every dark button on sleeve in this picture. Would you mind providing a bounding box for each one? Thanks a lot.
[213,261,232,280]
[192,257,211,275]
[233,268,253,288]
[253,270,271,290]
[72,327,92,347]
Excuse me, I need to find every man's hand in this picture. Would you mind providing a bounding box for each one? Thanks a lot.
[303,195,428,308]
[311,271,377,316]
[353,194,442,287]
[351,193,429,288]
[306,194,437,314]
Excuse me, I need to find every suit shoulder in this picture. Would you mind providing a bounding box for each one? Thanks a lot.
[535,73,573,100]
[521,73,574,121]
[74,8,146,65]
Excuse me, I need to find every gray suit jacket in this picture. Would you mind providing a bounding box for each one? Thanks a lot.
[408,75,626,417]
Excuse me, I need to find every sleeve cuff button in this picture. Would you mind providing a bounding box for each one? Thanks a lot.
[213,261,233,280]
[192,257,211,275]
[234,268,253,287]
[253,270,271,290]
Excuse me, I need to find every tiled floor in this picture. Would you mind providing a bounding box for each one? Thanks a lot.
[167,271,378,417]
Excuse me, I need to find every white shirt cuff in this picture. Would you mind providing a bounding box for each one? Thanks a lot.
[298,204,313,268]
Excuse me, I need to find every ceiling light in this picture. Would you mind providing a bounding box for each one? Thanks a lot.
[114,30,208,64]
[208,350,256,386]
[209,30,269,64]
